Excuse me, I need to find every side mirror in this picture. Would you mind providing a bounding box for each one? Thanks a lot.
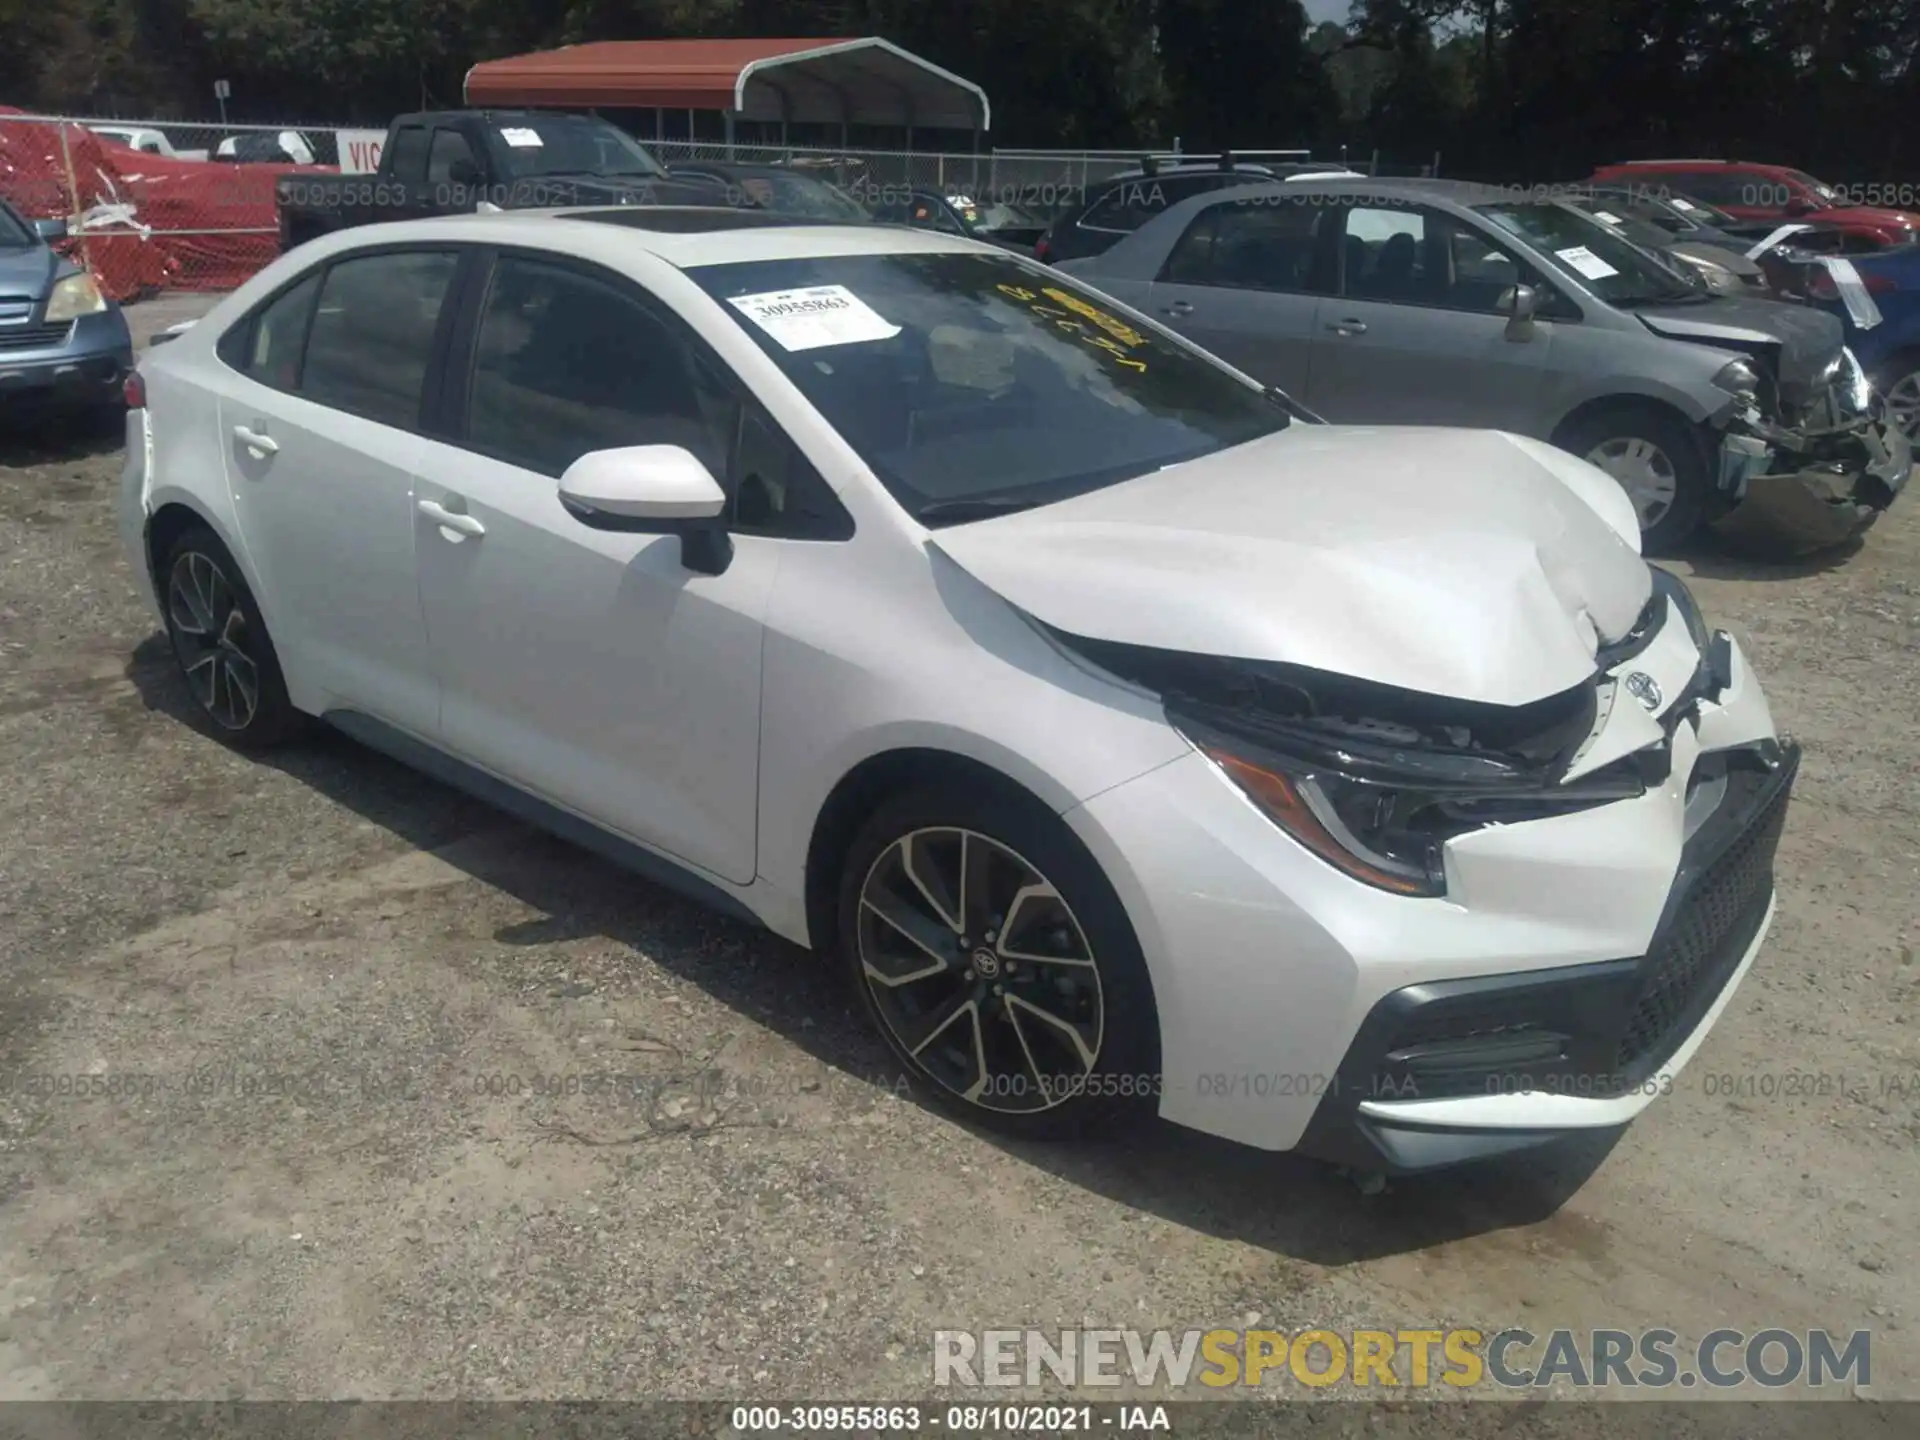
[31,216,68,241]
[1500,282,1539,341]
[1783,196,1814,217]
[447,158,482,188]
[557,445,733,575]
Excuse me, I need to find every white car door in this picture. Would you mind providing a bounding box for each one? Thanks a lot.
[214,248,461,736]
[410,251,811,886]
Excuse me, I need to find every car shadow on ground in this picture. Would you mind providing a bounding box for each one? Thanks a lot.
[124,633,1618,1269]
[0,409,123,468]
[1669,530,1868,582]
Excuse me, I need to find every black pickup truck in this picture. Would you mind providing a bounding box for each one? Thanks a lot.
[276,109,744,251]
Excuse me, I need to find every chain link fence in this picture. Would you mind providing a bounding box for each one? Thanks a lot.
[646,139,1151,217]
[0,108,1399,302]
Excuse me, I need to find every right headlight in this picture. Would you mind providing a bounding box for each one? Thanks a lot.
[1649,564,1710,652]
[1176,708,1647,900]
[1676,253,1739,293]
[1711,357,1763,407]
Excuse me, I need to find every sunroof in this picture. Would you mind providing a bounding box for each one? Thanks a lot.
[562,207,859,234]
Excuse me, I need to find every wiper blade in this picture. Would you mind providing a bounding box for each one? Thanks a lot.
[1265,386,1316,423]
[916,495,1045,523]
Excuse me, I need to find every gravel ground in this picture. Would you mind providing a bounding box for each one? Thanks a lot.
[0,293,1915,1423]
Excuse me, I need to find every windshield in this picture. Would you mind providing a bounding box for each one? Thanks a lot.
[687,251,1291,522]
[725,171,868,221]
[974,201,1044,232]
[1478,202,1704,306]
[1572,202,1684,252]
[489,116,666,179]
[1786,170,1842,205]
[0,201,33,248]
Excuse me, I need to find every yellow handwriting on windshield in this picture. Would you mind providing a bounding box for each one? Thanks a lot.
[994,284,1147,371]
[1042,288,1149,348]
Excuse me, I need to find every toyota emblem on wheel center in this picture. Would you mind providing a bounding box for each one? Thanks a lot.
[1624,672,1663,711]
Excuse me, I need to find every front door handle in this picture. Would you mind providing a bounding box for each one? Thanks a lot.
[232,424,278,456]
[1326,319,1368,336]
[1163,300,1194,316]
[417,498,485,538]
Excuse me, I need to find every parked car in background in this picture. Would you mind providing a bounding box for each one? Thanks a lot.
[1560,193,1773,298]
[0,201,132,424]
[121,205,1797,1175]
[1588,161,1920,251]
[1062,176,1908,554]
[868,190,1048,253]
[87,125,209,162]
[216,131,318,166]
[1035,155,1362,265]
[275,110,743,251]
[665,161,869,221]
[1800,244,1920,443]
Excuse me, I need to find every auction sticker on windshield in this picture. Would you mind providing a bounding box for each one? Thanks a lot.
[1592,210,1624,225]
[499,127,543,147]
[1555,245,1620,280]
[729,285,903,351]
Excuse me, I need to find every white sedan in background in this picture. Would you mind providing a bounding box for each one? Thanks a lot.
[120,208,1794,1174]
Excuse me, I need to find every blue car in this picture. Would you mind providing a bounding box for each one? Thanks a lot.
[1806,243,1920,443]
[0,198,134,420]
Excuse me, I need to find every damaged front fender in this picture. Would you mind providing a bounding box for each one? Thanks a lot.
[1707,404,1911,555]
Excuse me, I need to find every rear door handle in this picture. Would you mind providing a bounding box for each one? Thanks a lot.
[232,424,278,455]
[1326,319,1368,336]
[1163,300,1194,316]
[417,498,485,538]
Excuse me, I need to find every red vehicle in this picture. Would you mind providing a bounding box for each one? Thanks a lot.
[1588,160,1920,250]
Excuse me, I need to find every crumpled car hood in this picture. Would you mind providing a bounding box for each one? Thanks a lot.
[928,425,1652,708]
[1633,295,1842,392]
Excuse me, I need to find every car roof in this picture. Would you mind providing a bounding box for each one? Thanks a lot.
[281,207,1002,270]
[1240,175,1543,208]
[670,161,827,180]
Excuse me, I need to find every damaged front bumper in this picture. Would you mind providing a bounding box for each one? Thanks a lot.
[1708,401,1911,554]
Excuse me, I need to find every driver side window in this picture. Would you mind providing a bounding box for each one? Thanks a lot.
[462,255,851,539]
[427,129,477,187]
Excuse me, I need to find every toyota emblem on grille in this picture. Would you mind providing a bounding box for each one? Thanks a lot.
[1624,672,1663,711]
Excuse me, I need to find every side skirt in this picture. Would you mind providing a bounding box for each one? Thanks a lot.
[322,708,763,929]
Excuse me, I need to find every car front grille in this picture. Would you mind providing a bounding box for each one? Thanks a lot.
[0,320,73,352]
[1615,763,1791,1074]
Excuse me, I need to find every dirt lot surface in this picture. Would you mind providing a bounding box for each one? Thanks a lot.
[0,294,1915,1423]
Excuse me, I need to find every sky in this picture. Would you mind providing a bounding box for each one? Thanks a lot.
[1304,0,1354,22]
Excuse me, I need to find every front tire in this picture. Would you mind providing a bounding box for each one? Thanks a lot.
[1874,351,1920,445]
[837,783,1160,1140]
[160,524,307,748]
[1558,404,1711,555]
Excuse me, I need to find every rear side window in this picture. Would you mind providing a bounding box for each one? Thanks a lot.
[301,250,459,429]
[223,273,322,391]
[1161,198,1333,294]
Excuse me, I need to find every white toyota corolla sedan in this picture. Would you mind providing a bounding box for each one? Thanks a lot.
[119,207,1796,1174]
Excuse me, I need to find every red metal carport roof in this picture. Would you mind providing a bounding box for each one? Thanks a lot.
[463,38,990,131]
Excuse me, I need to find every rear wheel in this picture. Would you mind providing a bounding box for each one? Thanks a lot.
[161,524,307,748]
[1558,404,1711,554]
[838,783,1160,1140]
